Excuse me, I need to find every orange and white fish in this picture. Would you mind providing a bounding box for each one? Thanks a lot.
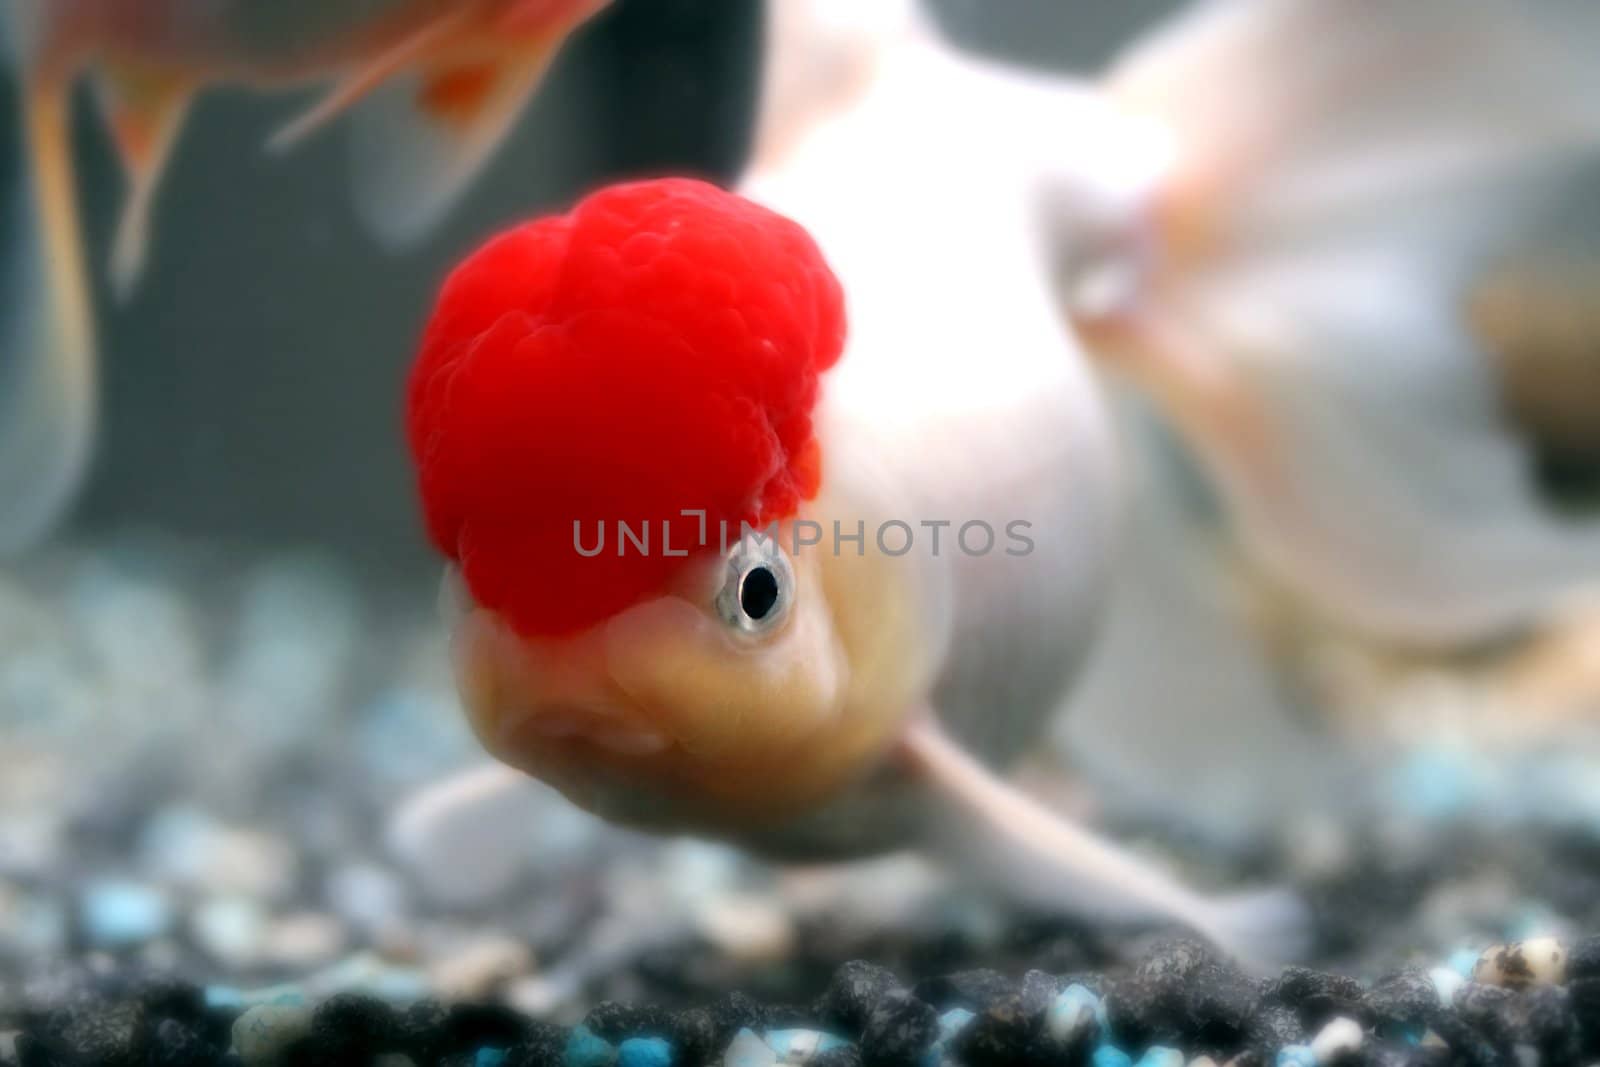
[399,174,1305,965]
[0,0,608,553]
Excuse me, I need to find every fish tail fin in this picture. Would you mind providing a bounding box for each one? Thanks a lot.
[0,73,96,553]
[1202,886,1314,974]
[1062,0,1600,646]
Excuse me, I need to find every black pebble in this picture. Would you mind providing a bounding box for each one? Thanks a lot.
[134,979,207,1028]
[911,970,1016,1013]
[1567,936,1600,981]
[817,962,903,1035]
[860,990,938,1067]
[505,1021,569,1067]
[709,993,770,1048]
[1018,971,1065,1019]
[398,999,452,1065]
[1271,968,1370,1031]
[585,1002,674,1043]
[1424,1014,1501,1067]
[1570,977,1600,1057]
[948,992,1041,1067]
[670,1007,722,1067]
[1498,986,1578,1064]
[1397,1045,1453,1067]
[1246,1003,1304,1061]
[441,1002,536,1057]
[1107,939,1257,1052]
[1451,982,1515,1051]
[284,994,402,1066]
[146,1019,219,1067]
[37,1001,146,1067]
[812,1045,863,1067]
[1365,970,1440,1030]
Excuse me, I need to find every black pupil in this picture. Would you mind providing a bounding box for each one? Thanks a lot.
[740,566,780,621]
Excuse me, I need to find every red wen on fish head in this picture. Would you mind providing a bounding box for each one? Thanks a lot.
[406,178,847,638]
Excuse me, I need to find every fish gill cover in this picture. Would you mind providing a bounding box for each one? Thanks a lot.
[405,177,847,637]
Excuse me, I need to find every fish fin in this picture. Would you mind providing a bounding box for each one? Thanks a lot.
[344,41,572,249]
[386,761,551,905]
[1079,0,1600,647]
[264,7,472,154]
[0,74,97,553]
[1059,406,1335,841]
[900,716,1310,969]
[92,65,194,300]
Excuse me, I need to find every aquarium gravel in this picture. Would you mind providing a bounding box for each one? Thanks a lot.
[3,938,1600,1066]
[4,539,1600,1065]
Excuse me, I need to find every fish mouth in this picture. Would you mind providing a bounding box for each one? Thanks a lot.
[498,700,671,759]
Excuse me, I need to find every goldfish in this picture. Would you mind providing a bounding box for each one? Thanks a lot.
[390,0,1600,962]
[396,174,1299,965]
[0,0,609,554]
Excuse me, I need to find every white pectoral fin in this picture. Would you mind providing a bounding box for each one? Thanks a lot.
[899,716,1309,969]
[1095,0,1600,646]
[386,761,549,905]
[344,44,567,250]
[0,76,96,554]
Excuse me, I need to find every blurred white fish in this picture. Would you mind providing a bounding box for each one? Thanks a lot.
[1060,0,1600,650]
[0,0,609,554]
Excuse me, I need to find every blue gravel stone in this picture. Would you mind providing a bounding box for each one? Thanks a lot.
[620,1036,675,1067]
[567,1025,619,1067]
[204,985,244,1011]
[1448,948,1481,977]
[931,1010,972,1045]
[478,1050,509,1067]
[80,880,174,947]
[1276,1044,1316,1067]
[1092,1044,1132,1067]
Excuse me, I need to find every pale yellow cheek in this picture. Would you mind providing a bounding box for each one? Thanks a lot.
[602,591,845,761]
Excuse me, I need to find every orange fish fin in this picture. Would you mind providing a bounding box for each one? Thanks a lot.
[93,64,195,300]
[264,6,473,154]
[0,72,98,552]
[345,38,578,249]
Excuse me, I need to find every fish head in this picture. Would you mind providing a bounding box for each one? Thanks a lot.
[408,177,934,833]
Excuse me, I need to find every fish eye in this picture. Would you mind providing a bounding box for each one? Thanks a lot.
[715,532,794,636]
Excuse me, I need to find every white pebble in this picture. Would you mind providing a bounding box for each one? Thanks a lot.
[694,893,794,964]
[192,896,269,969]
[1309,1017,1364,1064]
[725,1028,779,1067]
[429,936,535,1001]
[1429,967,1463,1006]
[1473,938,1567,988]
[264,912,347,969]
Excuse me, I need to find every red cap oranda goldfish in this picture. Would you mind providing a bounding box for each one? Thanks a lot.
[399,176,1308,967]
[0,0,608,554]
